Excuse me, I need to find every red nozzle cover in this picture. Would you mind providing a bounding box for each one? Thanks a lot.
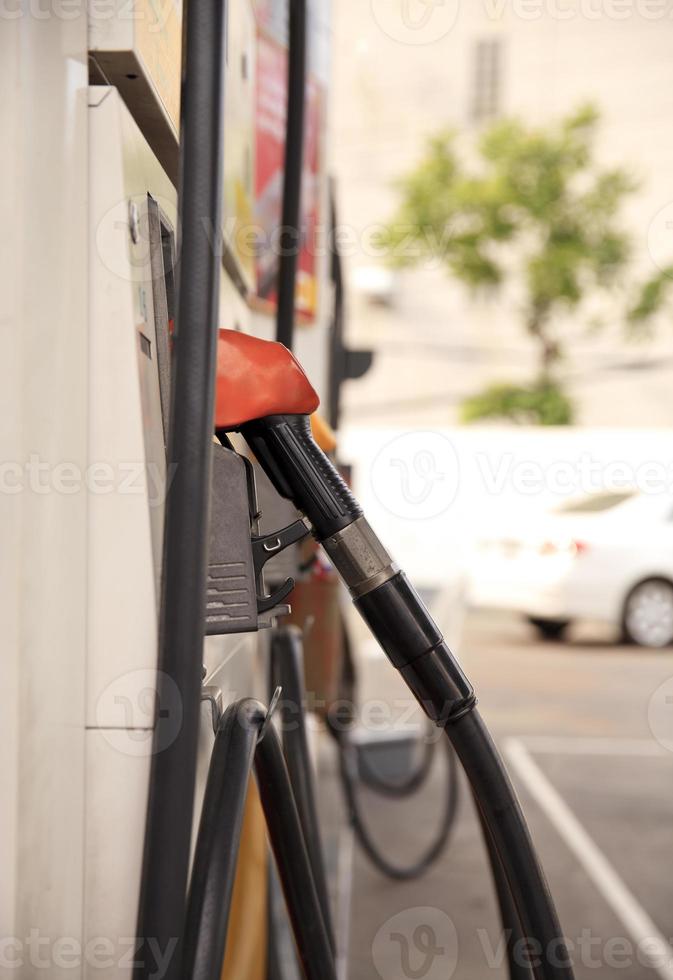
[214,329,319,430]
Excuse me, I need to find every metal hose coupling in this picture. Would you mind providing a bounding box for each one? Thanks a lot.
[321,516,398,598]
[321,517,476,727]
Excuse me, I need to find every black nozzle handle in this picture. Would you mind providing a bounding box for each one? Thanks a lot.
[240,414,362,538]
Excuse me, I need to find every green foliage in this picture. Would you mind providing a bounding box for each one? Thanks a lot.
[461,382,574,426]
[627,266,673,329]
[381,105,649,423]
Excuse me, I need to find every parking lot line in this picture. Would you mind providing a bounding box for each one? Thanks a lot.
[503,737,673,980]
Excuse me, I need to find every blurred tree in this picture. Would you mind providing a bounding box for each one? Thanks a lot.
[627,264,673,329]
[382,106,640,425]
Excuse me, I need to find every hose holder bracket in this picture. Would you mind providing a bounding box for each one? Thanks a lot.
[206,443,310,635]
[251,519,310,614]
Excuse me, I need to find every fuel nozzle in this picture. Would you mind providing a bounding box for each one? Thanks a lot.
[215,329,474,724]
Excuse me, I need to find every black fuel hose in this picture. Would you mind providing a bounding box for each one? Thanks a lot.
[275,0,307,350]
[134,0,228,974]
[449,710,571,980]
[183,701,260,980]
[327,617,460,881]
[339,614,439,801]
[183,699,337,980]
[237,414,575,980]
[357,734,435,798]
[477,798,534,980]
[331,723,459,881]
[337,591,529,977]
[270,627,336,952]
[255,711,337,980]
[355,580,573,980]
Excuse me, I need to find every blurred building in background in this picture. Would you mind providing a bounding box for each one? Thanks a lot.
[331,2,673,426]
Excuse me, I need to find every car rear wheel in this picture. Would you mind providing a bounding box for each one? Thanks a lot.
[527,616,570,641]
[623,578,673,648]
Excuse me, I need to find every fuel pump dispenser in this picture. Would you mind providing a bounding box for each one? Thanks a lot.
[8,0,578,973]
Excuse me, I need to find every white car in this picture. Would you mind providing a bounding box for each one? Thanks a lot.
[468,490,673,648]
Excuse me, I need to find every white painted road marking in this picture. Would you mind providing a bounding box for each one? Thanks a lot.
[504,736,673,980]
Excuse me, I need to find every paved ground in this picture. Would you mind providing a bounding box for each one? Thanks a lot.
[322,611,673,980]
